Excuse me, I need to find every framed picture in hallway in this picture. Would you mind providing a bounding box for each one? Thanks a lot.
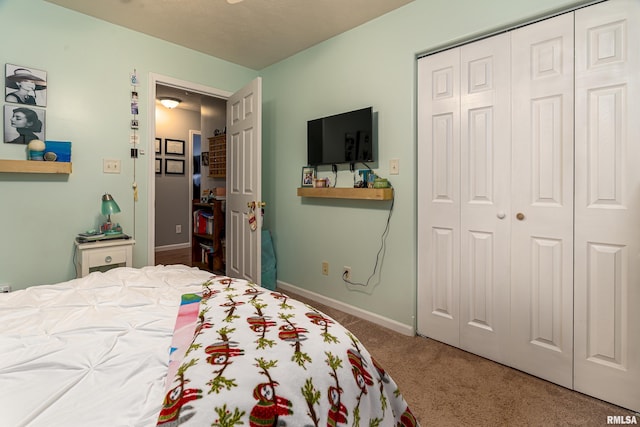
[165,138,185,155]
[165,158,184,175]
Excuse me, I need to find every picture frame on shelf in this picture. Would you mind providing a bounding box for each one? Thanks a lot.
[165,138,185,155]
[165,158,185,175]
[301,166,316,187]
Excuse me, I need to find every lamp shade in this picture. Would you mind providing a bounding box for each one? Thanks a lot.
[101,194,121,216]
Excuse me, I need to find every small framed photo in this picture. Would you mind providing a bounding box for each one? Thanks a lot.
[130,119,139,129]
[154,137,161,154]
[201,151,209,166]
[301,166,316,187]
[155,158,162,174]
[165,158,185,175]
[165,138,185,155]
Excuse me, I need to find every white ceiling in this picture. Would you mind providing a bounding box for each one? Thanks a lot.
[44,0,414,70]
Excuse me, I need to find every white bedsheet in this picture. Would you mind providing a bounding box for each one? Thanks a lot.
[0,265,214,427]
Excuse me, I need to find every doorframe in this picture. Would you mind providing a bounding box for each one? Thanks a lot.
[188,129,201,249]
[147,73,231,264]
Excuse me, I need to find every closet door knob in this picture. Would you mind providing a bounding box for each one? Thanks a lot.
[497,211,506,219]
[516,212,525,221]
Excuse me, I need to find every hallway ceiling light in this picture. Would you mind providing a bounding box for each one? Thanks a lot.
[159,97,181,109]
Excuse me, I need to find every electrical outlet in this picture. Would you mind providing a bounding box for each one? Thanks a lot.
[176,224,182,233]
[0,284,11,293]
[322,261,329,276]
[343,266,351,281]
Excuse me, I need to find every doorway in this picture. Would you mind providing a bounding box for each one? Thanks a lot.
[147,74,232,265]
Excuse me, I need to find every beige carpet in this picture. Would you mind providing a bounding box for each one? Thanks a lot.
[284,290,636,426]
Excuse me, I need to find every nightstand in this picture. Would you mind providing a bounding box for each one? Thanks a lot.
[74,239,136,277]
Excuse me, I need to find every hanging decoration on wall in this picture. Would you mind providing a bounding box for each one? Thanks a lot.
[4,64,48,145]
[130,69,139,203]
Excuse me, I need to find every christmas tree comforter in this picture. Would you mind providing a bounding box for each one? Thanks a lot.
[158,275,418,427]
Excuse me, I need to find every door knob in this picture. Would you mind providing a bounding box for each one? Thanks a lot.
[497,211,506,219]
[516,212,525,221]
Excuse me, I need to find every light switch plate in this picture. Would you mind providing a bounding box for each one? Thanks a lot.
[103,159,121,174]
[389,158,399,175]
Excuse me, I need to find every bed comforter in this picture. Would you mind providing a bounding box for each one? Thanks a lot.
[158,275,417,426]
[0,265,417,427]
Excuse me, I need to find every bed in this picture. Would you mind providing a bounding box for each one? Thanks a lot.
[0,265,418,426]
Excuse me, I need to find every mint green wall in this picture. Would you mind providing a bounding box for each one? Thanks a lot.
[0,1,257,290]
[261,0,590,327]
[0,0,590,325]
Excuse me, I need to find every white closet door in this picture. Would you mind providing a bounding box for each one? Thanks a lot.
[509,13,575,388]
[417,48,461,346]
[574,0,640,412]
[459,34,511,362]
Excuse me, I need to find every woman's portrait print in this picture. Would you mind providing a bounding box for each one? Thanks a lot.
[4,105,45,144]
[5,64,47,107]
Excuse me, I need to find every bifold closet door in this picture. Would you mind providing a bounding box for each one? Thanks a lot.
[418,0,639,411]
[417,34,511,364]
[574,0,640,412]
[458,35,511,363]
[417,47,461,347]
[509,13,575,389]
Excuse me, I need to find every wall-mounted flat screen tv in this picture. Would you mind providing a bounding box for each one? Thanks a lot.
[307,107,373,166]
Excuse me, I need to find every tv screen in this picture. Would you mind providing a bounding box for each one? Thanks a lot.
[307,107,373,166]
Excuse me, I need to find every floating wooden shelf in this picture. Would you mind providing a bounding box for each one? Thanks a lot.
[0,159,72,174]
[297,187,393,200]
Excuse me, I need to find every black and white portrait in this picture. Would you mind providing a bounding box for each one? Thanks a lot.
[5,64,47,107]
[4,105,45,144]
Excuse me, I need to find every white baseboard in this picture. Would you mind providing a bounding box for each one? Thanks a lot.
[277,280,415,337]
[155,243,190,252]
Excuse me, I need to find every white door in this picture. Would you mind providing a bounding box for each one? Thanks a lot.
[417,33,512,364]
[417,47,461,347]
[509,13,575,389]
[459,34,511,363]
[574,0,640,412]
[226,77,262,282]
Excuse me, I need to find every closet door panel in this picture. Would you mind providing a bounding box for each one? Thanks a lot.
[417,48,461,345]
[574,0,640,412]
[509,12,574,388]
[459,34,511,363]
